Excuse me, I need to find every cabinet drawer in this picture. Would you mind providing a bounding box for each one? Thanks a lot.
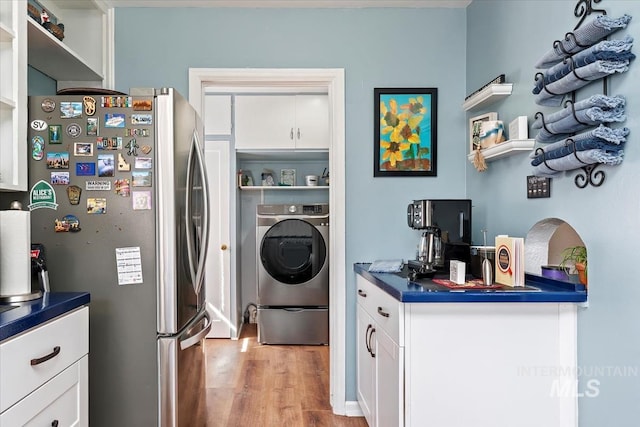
[0,356,88,426]
[356,275,403,345]
[0,306,89,413]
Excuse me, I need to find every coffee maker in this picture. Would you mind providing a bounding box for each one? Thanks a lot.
[407,199,472,277]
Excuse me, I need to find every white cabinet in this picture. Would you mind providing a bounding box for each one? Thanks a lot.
[235,94,329,150]
[356,273,579,427]
[0,0,27,191]
[0,306,89,426]
[356,276,404,427]
[27,0,110,85]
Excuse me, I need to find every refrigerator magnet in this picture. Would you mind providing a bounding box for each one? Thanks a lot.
[104,113,125,128]
[87,118,98,136]
[66,185,82,205]
[31,119,47,131]
[132,191,152,210]
[76,162,96,176]
[74,142,93,157]
[32,136,45,160]
[46,152,69,169]
[118,153,131,171]
[83,96,96,116]
[131,114,152,125]
[132,99,152,111]
[49,125,62,144]
[60,102,82,119]
[50,171,69,185]
[66,123,82,138]
[126,138,139,156]
[140,145,152,155]
[132,171,152,187]
[41,98,56,113]
[134,157,152,169]
[97,154,115,177]
[55,215,81,232]
[87,198,107,214]
[97,136,123,150]
[114,179,131,197]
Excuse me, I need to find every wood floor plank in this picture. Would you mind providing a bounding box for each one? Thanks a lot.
[204,325,368,426]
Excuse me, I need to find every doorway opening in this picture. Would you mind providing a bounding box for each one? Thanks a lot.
[188,68,348,414]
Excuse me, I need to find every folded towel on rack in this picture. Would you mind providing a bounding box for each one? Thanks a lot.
[534,105,626,143]
[531,137,626,166]
[532,95,626,129]
[535,14,632,69]
[534,60,631,106]
[533,36,635,94]
[532,149,625,176]
[532,125,629,156]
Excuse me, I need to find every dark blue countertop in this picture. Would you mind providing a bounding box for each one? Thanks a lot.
[355,263,587,303]
[0,292,90,341]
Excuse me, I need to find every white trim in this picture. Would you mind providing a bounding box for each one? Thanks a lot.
[104,8,116,90]
[106,1,471,8]
[345,400,365,417]
[188,68,348,415]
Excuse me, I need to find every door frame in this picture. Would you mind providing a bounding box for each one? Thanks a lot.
[188,68,348,414]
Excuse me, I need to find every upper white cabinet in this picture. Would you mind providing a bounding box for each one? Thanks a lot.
[204,94,232,135]
[27,0,109,85]
[0,0,27,191]
[235,94,329,150]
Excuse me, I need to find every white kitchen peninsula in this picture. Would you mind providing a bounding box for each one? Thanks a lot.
[355,263,586,427]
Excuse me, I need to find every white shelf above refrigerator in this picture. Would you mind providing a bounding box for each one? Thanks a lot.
[467,139,535,163]
[27,16,103,81]
[463,83,513,111]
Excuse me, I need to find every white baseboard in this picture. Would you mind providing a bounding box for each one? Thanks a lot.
[344,401,364,417]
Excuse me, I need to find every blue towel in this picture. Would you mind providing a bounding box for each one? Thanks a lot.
[534,105,626,143]
[533,36,635,94]
[535,14,632,68]
[532,95,626,129]
[534,60,630,106]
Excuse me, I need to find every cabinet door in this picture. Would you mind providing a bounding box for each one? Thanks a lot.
[204,94,232,135]
[0,0,27,191]
[375,327,403,427]
[294,95,329,149]
[356,304,376,427]
[234,95,296,149]
[204,140,233,338]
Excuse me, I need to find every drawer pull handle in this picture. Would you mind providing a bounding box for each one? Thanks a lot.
[52,421,59,427]
[31,346,61,366]
[357,289,367,298]
[377,307,390,318]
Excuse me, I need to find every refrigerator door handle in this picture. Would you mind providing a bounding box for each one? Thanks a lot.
[179,308,212,351]
[185,139,198,289]
[192,129,210,296]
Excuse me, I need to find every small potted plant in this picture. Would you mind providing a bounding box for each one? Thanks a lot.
[559,245,587,286]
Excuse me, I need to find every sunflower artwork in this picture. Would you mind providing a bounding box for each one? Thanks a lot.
[374,88,438,177]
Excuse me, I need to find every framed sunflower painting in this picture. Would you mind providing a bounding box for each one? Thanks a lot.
[374,88,438,177]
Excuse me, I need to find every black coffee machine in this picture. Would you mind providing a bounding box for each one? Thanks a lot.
[407,199,472,277]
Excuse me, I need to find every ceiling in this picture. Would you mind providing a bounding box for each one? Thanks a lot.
[103,0,472,8]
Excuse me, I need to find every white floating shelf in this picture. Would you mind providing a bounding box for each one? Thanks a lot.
[467,139,535,163]
[0,96,16,109]
[239,185,329,191]
[463,83,513,111]
[27,16,102,81]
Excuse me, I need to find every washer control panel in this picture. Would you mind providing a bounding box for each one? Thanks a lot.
[257,204,329,216]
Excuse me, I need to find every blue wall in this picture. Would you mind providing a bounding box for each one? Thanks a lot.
[115,3,640,423]
[114,6,468,402]
[467,1,640,426]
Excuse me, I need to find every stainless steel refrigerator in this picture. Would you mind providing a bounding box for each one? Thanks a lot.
[27,88,211,426]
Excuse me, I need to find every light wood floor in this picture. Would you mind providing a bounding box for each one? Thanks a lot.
[203,324,368,427]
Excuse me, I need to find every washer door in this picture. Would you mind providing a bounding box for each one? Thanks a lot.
[260,219,327,285]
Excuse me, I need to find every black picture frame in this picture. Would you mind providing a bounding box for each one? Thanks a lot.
[374,87,438,177]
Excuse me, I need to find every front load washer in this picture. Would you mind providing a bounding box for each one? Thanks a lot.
[256,203,329,344]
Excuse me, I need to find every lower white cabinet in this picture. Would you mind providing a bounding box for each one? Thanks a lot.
[356,275,578,427]
[356,275,404,427]
[0,306,89,426]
